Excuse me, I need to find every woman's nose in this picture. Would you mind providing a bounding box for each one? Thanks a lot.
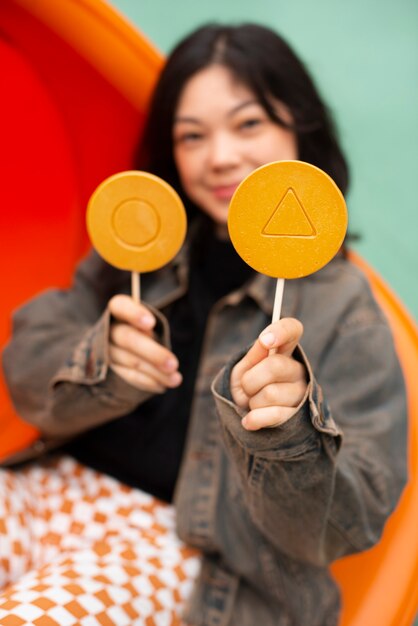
[207,133,240,170]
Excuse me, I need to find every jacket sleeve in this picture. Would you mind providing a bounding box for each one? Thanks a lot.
[212,293,408,567]
[2,251,166,440]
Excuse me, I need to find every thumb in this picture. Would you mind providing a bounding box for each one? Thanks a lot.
[258,317,303,357]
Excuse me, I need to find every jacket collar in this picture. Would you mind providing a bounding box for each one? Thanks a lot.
[246,272,299,319]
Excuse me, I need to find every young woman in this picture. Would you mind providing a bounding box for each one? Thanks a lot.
[1,23,407,626]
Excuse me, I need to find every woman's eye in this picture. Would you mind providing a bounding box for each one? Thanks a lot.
[175,131,203,145]
[239,118,263,131]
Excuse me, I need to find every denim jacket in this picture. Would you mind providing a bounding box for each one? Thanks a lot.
[2,245,407,626]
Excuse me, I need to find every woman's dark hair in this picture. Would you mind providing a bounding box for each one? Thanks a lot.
[138,23,349,219]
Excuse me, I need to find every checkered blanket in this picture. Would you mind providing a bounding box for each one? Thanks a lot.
[0,456,200,625]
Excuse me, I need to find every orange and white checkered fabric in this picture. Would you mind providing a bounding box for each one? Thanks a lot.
[0,455,201,625]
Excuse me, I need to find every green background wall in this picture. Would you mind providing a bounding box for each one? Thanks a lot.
[112,0,418,321]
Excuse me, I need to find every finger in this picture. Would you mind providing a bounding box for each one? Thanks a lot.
[241,354,306,397]
[241,405,297,431]
[231,340,269,384]
[230,317,303,408]
[108,295,156,332]
[136,358,183,388]
[110,363,166,394]
[230,347,291,409]
[109,344,182,388]
[232,318,303,386]
[110,323,178,374]
[230,339,269,394]
[109,344,140,369]
[248,380,307,411]
[258,317,303,357]
[230,377,250,410]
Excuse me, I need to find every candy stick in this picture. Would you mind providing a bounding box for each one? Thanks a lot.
[269,278,285,355]
[272,278,285,324]
[131,271,141,303]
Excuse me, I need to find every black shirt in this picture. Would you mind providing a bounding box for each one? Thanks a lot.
[66,228,253,502]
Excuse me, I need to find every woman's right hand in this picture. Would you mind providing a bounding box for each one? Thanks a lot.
[108,295,182,393]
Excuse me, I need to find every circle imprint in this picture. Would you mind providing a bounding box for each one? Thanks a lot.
[112,199,160,247]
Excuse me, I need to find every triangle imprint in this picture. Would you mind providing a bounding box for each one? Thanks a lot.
[262,188,316,237]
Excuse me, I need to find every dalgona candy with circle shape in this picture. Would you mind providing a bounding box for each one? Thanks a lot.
[86,171,187,273]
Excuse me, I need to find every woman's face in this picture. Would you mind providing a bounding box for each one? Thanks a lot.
[173,64,298,236]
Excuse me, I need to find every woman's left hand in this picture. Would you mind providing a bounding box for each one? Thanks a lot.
[230,318,308,431]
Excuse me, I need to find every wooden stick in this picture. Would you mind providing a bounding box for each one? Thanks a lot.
[131,271,141,303]
[269,278,285,356]
[272,278,285,323]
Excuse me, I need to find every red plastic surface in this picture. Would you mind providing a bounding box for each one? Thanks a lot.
[0,0,154,456]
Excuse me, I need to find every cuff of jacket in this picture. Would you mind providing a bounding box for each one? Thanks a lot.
[212,344,342,456]
[50,304,171,405]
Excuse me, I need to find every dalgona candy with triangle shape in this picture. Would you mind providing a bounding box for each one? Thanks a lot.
[227,160,347,279]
